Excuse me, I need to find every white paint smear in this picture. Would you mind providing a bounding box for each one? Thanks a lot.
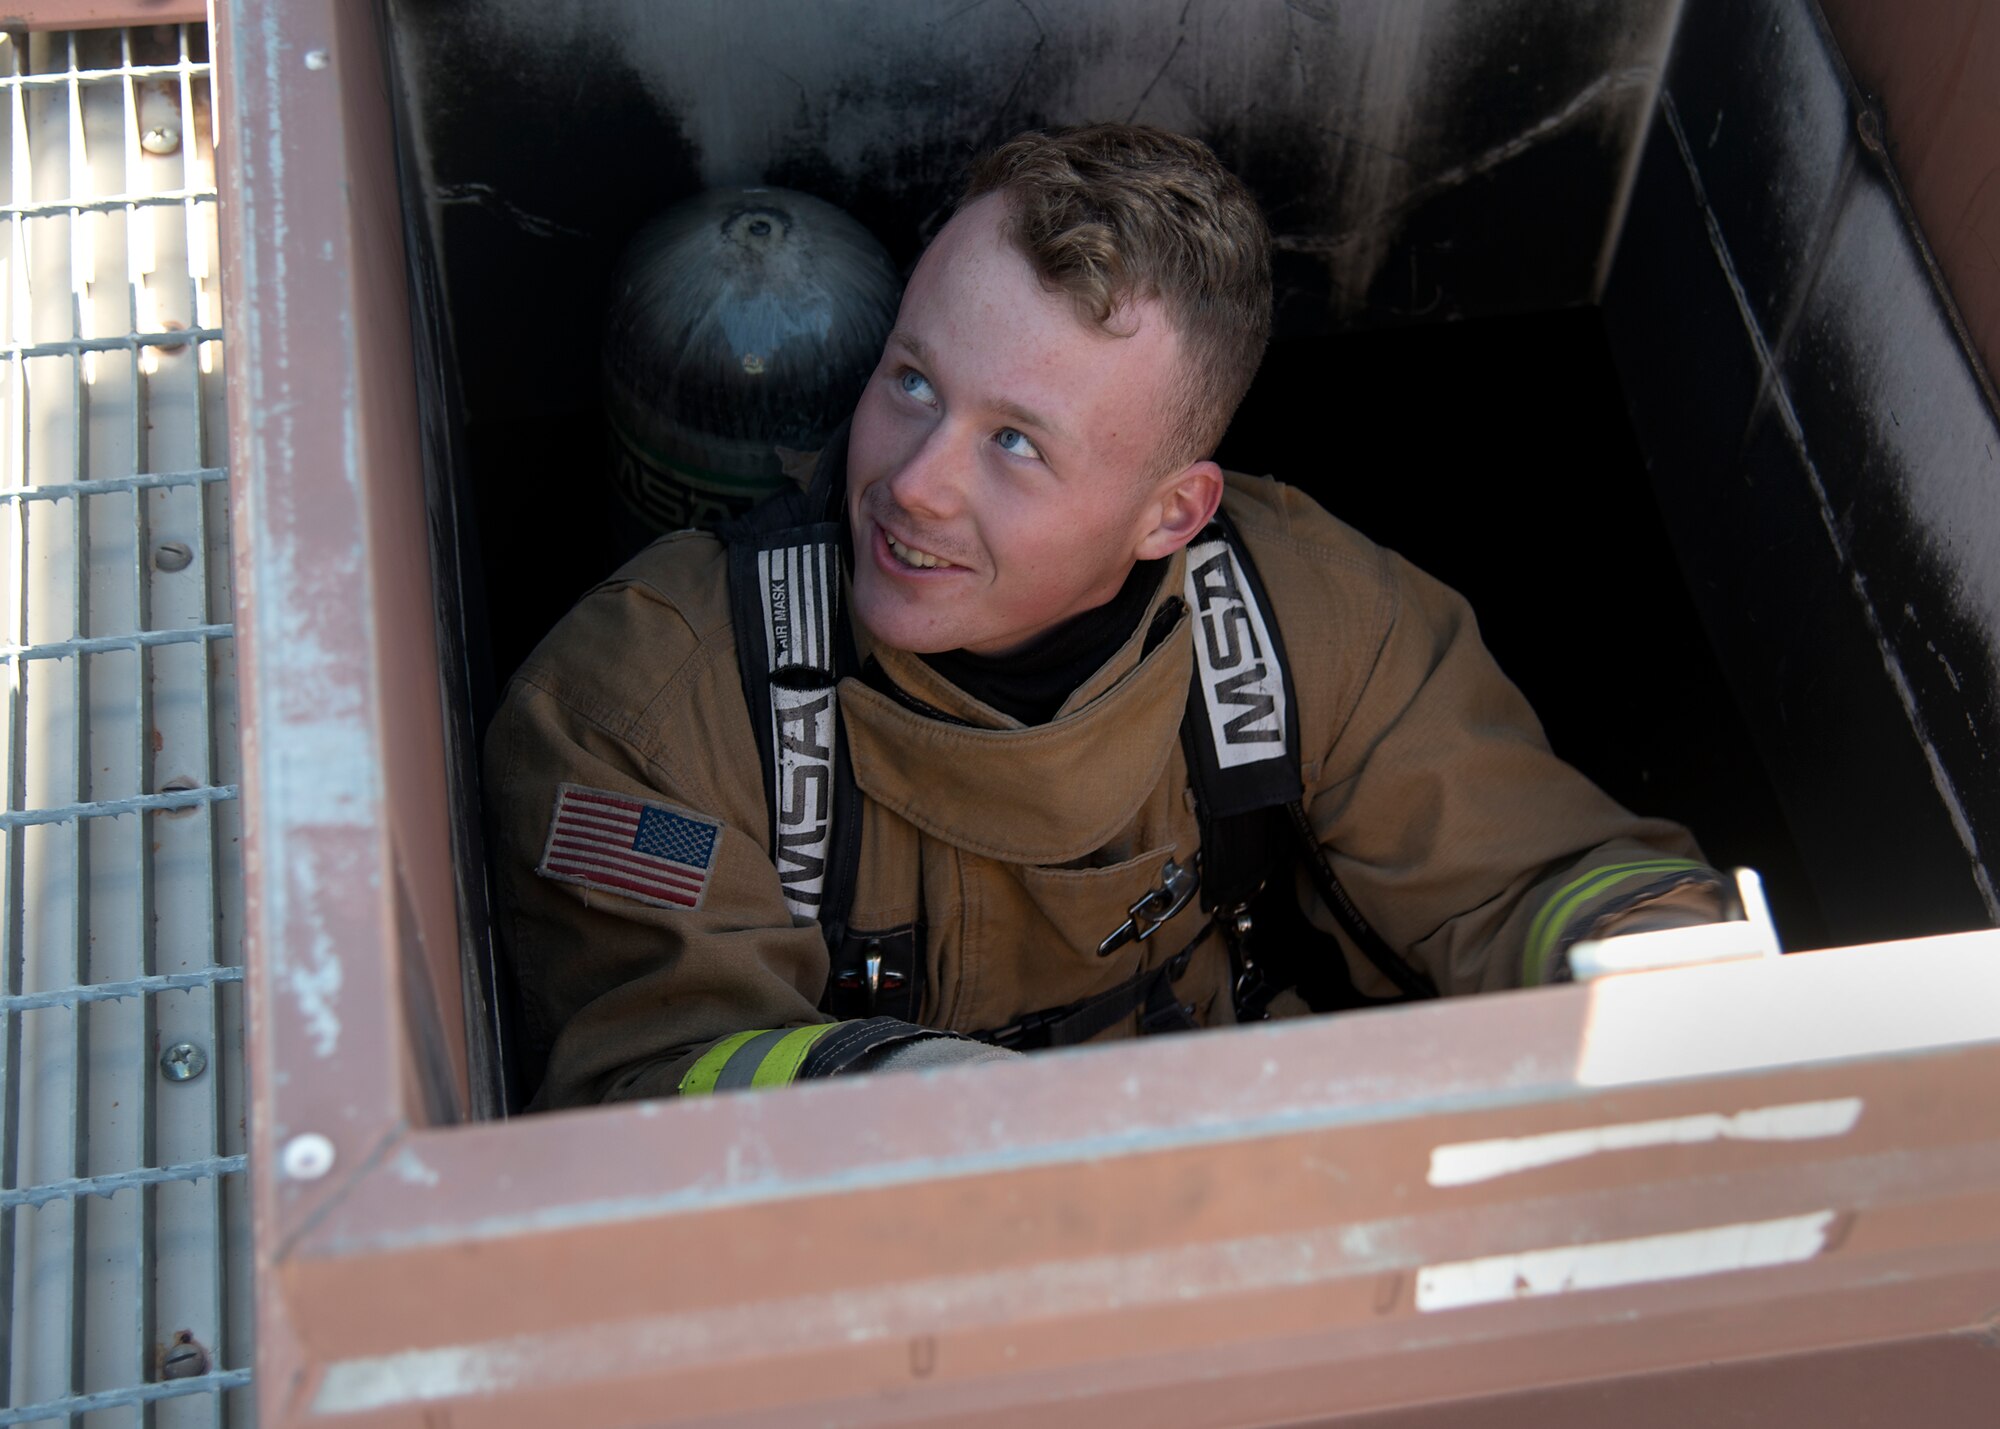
[1427,1098,1862,1188]
[1416,1210,1837,1313]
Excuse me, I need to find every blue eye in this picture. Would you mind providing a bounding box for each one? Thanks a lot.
[898,368,937,405]
[996,427,1042,461]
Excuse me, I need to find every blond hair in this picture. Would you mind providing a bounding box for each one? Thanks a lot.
[961,123,1272,469]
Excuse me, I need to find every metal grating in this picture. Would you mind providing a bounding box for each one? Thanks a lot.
[0,23,250,1427]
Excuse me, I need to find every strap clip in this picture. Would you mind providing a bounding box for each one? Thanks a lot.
[1098,855,1201,958]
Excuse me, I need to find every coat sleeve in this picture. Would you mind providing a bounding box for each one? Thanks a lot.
[483,561,830,1108]
[484,648,836,1109]
[1301,548,1727,996]
[485,569,971,1108]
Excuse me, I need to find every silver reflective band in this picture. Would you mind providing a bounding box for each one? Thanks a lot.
[759,540,840,919]
[1184,535,1289,769]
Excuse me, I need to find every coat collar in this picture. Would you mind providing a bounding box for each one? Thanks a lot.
[841,546,1192,865]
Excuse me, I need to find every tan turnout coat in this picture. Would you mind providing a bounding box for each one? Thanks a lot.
[486,473,1715,1109]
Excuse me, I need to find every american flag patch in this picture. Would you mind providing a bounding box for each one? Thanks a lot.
[536,784,721,911]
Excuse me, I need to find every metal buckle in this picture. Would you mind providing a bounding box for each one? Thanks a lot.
[831,937,906,1013]
[1098,856,1202,958]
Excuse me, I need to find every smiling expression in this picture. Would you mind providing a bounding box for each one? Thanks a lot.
[845,193,1221,657]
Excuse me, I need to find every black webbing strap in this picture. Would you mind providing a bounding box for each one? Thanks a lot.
[971,923,1212,1050]
[721,433,917,1027]
[1283,798,1436,1000]
[720,445,863,949]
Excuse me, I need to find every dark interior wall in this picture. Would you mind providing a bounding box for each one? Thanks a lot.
[1601,0,2000,941]
[390,0,1679,421]
[1216,312,1832,950]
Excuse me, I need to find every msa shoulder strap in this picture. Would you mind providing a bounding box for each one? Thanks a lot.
[1181,513,1439,1005]
[721,473,862,943]
[720,438,919,1023]
[1182,514,1302,814]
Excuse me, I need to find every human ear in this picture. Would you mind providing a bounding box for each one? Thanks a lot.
[1133,460,1224,560]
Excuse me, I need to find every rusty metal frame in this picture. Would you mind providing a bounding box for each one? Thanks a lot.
[217,1,2000,1425]
[4,1,204,32]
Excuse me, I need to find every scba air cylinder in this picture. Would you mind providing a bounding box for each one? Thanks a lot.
[601,187,901,535]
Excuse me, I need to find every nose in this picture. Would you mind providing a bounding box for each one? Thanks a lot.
[883,420,969,522]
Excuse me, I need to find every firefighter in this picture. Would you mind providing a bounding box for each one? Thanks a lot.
[485,124,1729,1108]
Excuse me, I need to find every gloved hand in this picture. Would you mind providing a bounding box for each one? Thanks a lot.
[855,1034,1023,1075]
[1591,881,1731,940]
[1561,871,1777,981]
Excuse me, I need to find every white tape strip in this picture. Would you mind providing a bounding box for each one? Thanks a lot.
[1427,1098,1863,1188]
[1416,1210,1837,1312]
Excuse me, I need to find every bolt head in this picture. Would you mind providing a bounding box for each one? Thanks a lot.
[160,1042,207,1081]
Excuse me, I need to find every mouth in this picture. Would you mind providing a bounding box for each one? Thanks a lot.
[878,524,959,572]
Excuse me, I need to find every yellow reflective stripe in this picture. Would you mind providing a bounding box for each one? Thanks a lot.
[1522,859,1705,987]
[1524,860,1684,975]
[748,1024,839,1089]
[678,1030,764,1096]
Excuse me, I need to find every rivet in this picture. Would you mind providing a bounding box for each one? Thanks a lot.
[1856,107,1884,153]
[153,540,193,572]
[304,49,329,71]
[281,1133,336,1181]
[160,1042,207,1081]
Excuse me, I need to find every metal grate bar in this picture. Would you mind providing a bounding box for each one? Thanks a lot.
[176,24,234,1417]
[0,965,242,1014]
[121,34,164,1423]
[0,784,236,828]
[2,187,215,221]
[0,784,237,830]
[0,1368,252,1426]
[0,27,32,1414]
[63,35,94,1413]
[1,621,230,661]
[0,323,219,359]
[0,463,223,503]
[2,1158,243,1213]
[0,61,208,93]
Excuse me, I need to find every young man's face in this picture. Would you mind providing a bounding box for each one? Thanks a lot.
[846,194,1220,657]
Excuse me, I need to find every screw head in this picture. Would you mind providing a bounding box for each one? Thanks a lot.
[160,1042,207,1081]
[152,540,194,572]
[281,1132,336,1181]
